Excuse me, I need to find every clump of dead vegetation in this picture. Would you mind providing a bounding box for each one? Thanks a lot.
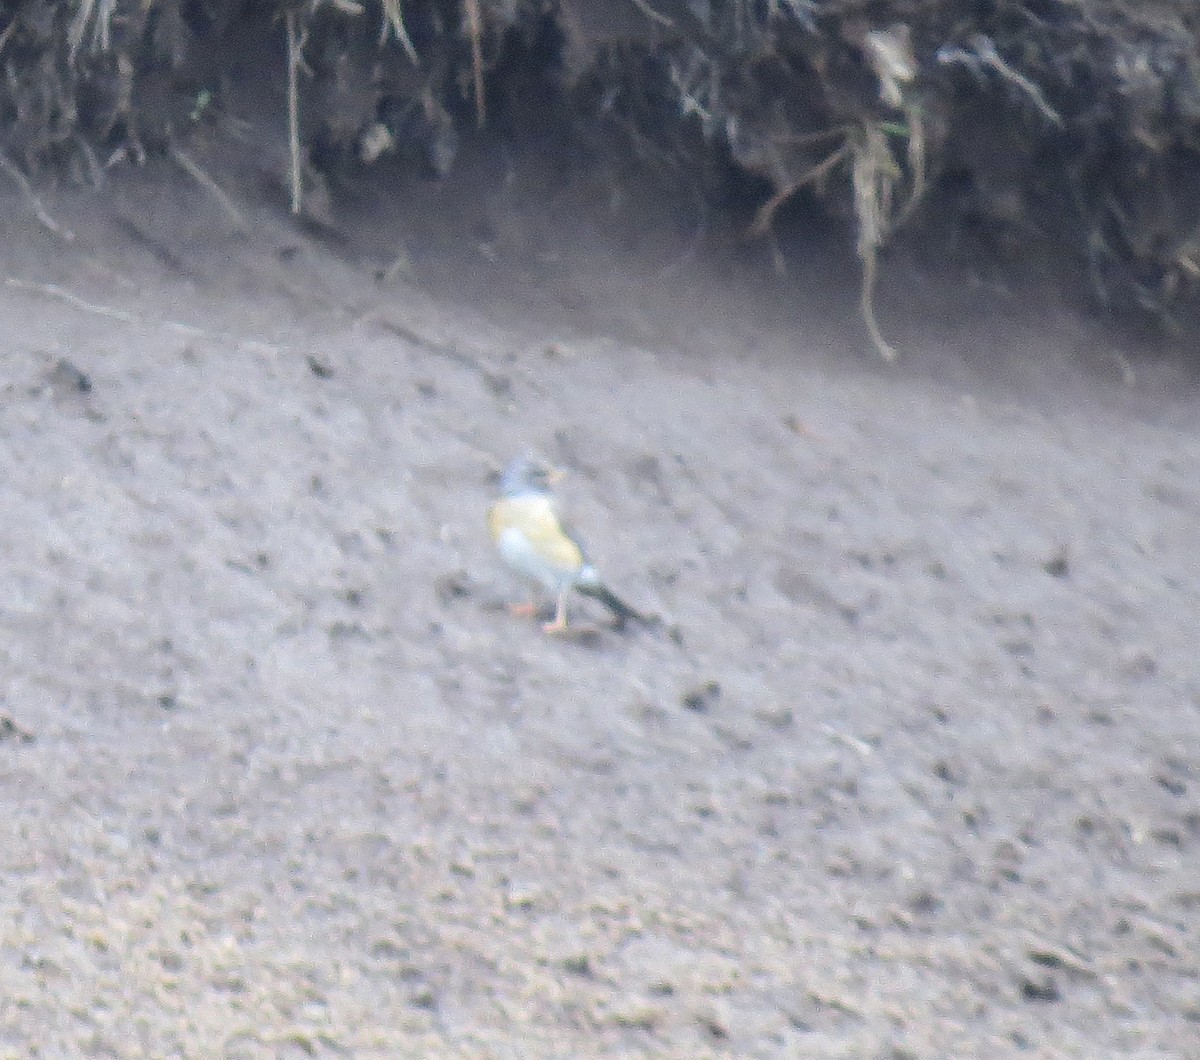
[3,1,1200,341]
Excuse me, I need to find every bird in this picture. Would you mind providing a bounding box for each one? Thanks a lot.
[488,456,649,633]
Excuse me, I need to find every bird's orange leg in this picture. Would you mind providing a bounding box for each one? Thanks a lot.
[508,601,538,618]
[542,592,569,634]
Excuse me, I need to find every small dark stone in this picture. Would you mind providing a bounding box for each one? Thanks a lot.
[435,571,472,602]
[306,355,334,378]
[410,989,437,1010]
[682,680,721,712]
[0,715,34,743]
[1150,828,1182,849]
[909,890,942,915]
[1043,553,1070,578]
[1156,773,1186,797]
[562,955,591,976]
[1019,975,1060,1002]
[482,371,512,397]
[328,620,370,642]
[48,358,92,394]
[1122,650,1157,679]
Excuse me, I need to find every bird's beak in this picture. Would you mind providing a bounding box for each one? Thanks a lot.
[546,466,566,486]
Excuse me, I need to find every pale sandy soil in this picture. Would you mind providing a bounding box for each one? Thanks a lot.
[0,124,1198,1058]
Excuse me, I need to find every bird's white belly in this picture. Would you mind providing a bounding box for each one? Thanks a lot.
[498,527,580,593]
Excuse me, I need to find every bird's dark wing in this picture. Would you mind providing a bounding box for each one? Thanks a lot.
[576,581,656,629]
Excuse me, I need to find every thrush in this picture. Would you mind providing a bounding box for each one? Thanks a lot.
[488,456,649,633]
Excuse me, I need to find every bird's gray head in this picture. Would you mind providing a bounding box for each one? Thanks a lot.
[499,456,555,497]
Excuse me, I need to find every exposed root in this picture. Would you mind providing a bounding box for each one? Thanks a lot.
[379,0,418,62]
[169,146,249,234]
[628,0,675,28]
[285,10,303,215]
[5,277,283,355]
[0,153,75,243]
[750,141,849,237]
[849,106,927,361]
[937,34,1062,128]
[67,0,115,64]
[851,122,900,361]
[465,0,486,128]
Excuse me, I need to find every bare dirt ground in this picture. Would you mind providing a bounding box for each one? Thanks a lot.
[1,123,1198,1058]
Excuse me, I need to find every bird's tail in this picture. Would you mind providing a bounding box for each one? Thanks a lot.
[577,581,655,629]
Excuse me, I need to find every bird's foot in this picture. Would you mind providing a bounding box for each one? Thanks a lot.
[508,601,538,618]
